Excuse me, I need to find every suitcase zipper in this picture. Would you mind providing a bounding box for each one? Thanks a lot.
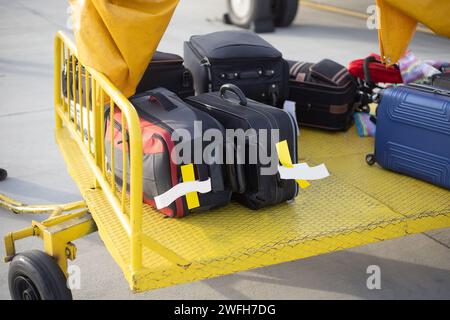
[133,101,175,135]
[149,59,184,65]
[289,78,353,91]
[189,39,282,63]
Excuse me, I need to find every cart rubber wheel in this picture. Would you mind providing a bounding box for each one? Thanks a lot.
[0,168,7,181]
[272,0,299,27]
[366,154,376,166]
[226,0,258,29]
[8,250,73,300]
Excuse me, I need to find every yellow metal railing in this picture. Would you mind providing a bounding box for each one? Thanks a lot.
[54,32,143,272]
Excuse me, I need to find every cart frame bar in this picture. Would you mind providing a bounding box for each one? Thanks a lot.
[53,32,189,276]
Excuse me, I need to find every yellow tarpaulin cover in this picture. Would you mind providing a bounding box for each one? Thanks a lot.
[376,0,450,65]
[70,0,179,98]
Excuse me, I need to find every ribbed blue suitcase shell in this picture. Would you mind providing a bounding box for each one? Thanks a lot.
[375,85,450,189]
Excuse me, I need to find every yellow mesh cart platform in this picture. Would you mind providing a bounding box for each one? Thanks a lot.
[2,32,450,299]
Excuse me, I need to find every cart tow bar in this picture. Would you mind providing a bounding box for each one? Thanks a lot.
[1,193,97,276]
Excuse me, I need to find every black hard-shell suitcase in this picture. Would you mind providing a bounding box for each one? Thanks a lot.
[184,30,289,107]
[106,88,231,218]
[287,59,357,131]
[136,51,195,98]
[186,84,299,210]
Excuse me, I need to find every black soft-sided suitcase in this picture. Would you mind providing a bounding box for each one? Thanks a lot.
[186,84,298,210]
[184,30,289,107]
[63,52,195,102]
[287,59,357,131]
[105,88,231,218]
[62,56,90,106]
[136,51,195,98]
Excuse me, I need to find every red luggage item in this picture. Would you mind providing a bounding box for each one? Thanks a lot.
[348,54,403,84]
[105,88,232,218]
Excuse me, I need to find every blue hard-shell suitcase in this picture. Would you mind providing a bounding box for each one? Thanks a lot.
[367,84,450,190]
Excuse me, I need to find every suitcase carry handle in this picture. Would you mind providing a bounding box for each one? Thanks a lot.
[407,83,450,97]
[220,84,248,107]
[149,92,176,111]
[363,56,378,86]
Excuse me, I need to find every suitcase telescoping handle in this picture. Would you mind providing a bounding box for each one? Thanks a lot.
[407,83,450,97]
[220,84,248,107]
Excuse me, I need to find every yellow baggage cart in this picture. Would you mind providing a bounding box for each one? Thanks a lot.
[1,31,449,300]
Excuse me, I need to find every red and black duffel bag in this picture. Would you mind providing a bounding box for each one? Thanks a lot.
[105,88,231,218]
[348,53,403,85]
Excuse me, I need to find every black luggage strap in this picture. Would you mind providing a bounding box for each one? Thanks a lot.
[268,84,279,107]
[353,56,382,113]
[182,70,192,88]
[271,92,278,107]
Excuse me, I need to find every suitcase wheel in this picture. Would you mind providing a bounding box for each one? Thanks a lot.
[365,154,376,166]
[360,105,371,114]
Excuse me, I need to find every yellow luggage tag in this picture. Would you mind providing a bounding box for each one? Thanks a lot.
[154,164,211,210]
[181,164,200,209]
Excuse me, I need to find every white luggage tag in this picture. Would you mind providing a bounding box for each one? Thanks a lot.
[276,140,330,189]
[278,163,330,181]
[154,164,212,210]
